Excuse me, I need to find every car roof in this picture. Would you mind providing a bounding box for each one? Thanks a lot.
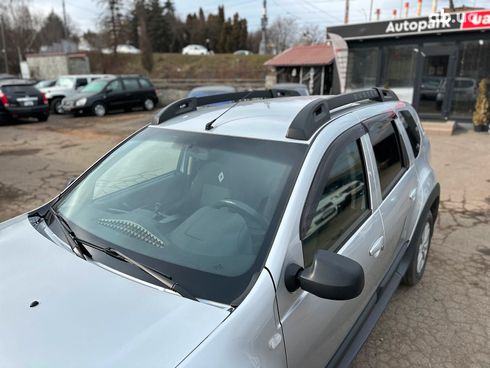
[57,74,114,79]
[152,96,402,143]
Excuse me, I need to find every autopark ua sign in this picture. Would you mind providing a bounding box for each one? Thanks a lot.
[328,10,490,40]
[385,10,490,34]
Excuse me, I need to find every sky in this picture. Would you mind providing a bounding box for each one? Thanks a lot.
[30,0,490,33]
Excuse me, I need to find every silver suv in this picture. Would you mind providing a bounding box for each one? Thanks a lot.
[0,88,439,367]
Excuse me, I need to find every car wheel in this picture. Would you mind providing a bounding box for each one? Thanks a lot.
[92,102,106,117]
[143,98,155,111]
[37,113,49,122]
[403,212,434,286]
[51,98,64,114]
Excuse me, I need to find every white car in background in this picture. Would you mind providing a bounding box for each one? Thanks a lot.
[182,44,209,55]
[101,45,141,54]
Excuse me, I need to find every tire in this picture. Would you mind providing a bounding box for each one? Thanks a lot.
[403,212,434,286]
[51,97,64,114]
[37,113,49,122]
[92,102,107,117]
[143,98,155,111]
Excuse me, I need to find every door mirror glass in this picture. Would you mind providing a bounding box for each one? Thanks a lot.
[285,250,364,300]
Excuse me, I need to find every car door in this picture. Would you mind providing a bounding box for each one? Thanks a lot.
[104,79,126,110]
[275,124,388,368]
[121,78,141,107]
[364,112,418,271]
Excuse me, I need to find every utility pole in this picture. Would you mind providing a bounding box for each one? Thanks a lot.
[369,0,374,21]
[62,0,68,39]
[344,0,350,24]
[259,0,268,55]
[0,16,8,74]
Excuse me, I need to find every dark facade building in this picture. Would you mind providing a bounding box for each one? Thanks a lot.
[328,9,490,121]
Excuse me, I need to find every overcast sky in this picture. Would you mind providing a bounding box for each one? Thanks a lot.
[30,0,489,33]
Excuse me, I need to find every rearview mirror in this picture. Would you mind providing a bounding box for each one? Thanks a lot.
[285,250,364,300]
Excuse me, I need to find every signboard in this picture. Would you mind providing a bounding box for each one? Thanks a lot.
[328,10,490,40]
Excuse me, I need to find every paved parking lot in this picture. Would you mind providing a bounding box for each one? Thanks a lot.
[0,114,489,367]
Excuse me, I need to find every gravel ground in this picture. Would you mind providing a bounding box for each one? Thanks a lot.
[0,113,489,367]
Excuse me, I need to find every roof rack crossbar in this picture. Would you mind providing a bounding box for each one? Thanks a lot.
[286,87,399,140]
[153,89,299,125]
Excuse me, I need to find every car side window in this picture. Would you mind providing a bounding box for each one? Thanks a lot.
[368,119,406,198]
[302,139,369,266]
[139,78,152,88]
[108,80,123,92]
[123,78,140,90]
[76,78,88,88]
[398,110,421,157]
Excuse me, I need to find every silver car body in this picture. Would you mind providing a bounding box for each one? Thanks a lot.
[0,94,438,367]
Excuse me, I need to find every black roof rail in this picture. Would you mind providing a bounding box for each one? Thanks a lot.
[152,89,300,125]
[286,87,399,140]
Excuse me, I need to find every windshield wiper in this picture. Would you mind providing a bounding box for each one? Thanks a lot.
[77,241,198,301]
[49,207,88,260]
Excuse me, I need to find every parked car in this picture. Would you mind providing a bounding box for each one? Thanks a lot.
[436,77,478,105]
[34,79,56,89]
[233,50,253,56]
[0,73,16,81]
[61,75,158,117]
[420,77,443,100]
[40,74,114,114]
[0,79,49,122]
[187,85,236,98]
[274,82,310,96]
[101,45,141,54]
[182,44,209,55]
[0,88,439,367]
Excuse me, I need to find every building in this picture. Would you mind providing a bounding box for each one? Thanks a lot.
[26,52,91,80]
[264,44,335,95]
[328,9,490,121]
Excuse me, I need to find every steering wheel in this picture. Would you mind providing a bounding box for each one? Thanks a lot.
[212,199,268,229]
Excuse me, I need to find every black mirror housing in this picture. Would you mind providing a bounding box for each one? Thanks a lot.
[285,250,364,300]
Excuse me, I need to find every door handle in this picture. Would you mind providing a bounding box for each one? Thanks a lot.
[369,236,384,258]
[409,188,417,201]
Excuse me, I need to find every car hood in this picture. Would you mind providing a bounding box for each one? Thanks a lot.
[63,92,96,102]
[0,215,230,367]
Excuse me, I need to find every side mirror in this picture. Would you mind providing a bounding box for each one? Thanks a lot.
[285,250,364,300]
[106,87,113,94]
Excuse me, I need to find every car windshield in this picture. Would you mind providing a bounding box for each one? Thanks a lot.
[82,80,108,93]
[55,77,75,88]
[54,128,306,305]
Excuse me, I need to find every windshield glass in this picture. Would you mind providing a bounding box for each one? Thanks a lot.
[55,77,75,88]
[54,128,306,305]
[82,79,108,93]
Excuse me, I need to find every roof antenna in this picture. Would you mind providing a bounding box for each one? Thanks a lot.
[205,90,254,131]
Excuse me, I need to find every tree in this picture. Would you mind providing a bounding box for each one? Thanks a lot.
[268,17,299,53]
[300,25,325,45]
[135,0,153,73]
[98,0,123,54]
[146,0,169,52]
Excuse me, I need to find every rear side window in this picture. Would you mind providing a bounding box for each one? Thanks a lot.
[123,78,140,90]
[399,110,421,157]
[302,139,369,266]
[139,78,152,88]
[369,120,406,198]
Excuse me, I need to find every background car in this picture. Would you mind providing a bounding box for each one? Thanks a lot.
[274,82,310,96]
[61,75,158,117]
[436,77,478,105]
[0,79,49,122]
[182,44,209,55]
[101,45,141,54]
[34,80,56,90]
[187,85,236,98]
[40,74,114,114]
[233,50,253,56]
